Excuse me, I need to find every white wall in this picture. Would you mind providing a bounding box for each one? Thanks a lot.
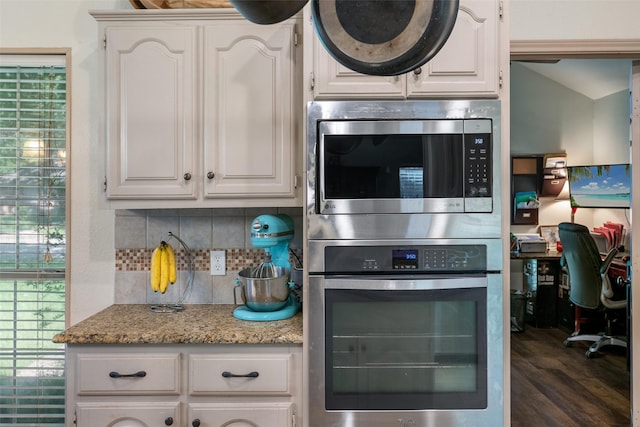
[510,62,594,160]
[594,90,631,163]
[592,90,632,231]
[511,0,640,41]
[0,0,130,324]
[509,0,640,232]
[511,62,631,233]
[511,62,593,231]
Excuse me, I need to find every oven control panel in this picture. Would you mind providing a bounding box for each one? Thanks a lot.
[325,244,487,273]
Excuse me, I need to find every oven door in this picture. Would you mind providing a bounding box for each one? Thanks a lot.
[308,274,504,427]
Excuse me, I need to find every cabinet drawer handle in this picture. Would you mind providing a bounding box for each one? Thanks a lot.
[183,172,192,181]
[221,370,259,378]
[207,171,215,180]
[109,370,147,378]
[192,419,201,427]
[164,417,174,426]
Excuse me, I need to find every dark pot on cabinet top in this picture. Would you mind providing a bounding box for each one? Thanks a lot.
[228,0,308,24]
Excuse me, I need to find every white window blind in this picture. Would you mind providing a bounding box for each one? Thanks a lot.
[0,58,67,426]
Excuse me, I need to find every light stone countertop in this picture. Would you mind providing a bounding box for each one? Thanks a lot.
[53,304,303,345]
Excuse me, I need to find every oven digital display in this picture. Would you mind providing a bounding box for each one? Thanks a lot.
[392,249,418,269]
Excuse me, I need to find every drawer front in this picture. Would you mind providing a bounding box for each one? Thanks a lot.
[76,353,181,395]
[189,354,291,395]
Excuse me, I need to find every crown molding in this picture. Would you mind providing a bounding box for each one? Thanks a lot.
[511,39,640,59]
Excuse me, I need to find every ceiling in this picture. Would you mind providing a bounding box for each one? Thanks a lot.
[517,59,632,100]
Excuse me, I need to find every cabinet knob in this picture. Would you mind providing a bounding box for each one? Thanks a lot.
[192,419,201,427]
[207,171,215,180]
[183,173,192,181]
[164,417,174,426]
[412,67,422,76]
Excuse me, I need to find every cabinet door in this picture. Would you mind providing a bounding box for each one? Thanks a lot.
[408,0,499,97]
[203,22,297,199]
[189,402,292,427]
[105,26,198,199]
[310,0,499,99]
[311,30,405,99]
[76,402,180,427]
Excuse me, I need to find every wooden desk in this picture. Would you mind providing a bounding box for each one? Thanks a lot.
[510,250,561,260]
[509,251,629,333]
[510,253,561,328]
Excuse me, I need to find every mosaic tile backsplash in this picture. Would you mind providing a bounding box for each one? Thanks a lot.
[115,248,265,272]
[114,207,303,305]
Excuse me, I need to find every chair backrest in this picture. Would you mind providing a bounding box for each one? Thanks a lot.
[558,222,604,310]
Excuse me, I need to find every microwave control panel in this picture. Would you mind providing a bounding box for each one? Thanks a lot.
[324,244,488,273]
[464,126,491,198]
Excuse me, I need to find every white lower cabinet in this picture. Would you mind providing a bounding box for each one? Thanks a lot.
[76,402,181,427]
[67,345,302,427]
[188,403,293,427]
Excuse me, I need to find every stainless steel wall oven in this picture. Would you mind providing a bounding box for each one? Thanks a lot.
[305,101,503,427]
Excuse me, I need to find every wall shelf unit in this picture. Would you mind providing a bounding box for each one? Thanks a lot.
[511,153,567,225]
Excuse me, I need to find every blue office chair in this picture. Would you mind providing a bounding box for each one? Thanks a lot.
[558,222,627,358]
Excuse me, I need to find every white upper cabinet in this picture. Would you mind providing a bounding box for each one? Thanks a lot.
[310,0,500,99]
[93,10,301,208]
[408,0,499,97]
[202,22,296,199]
[104,25,198,200]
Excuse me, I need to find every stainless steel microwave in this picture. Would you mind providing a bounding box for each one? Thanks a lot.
[317,118,493,214]
[311,107,498,215]
[306,100,502,241]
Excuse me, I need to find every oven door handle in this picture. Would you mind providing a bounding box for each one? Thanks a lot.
[309,274,492,291]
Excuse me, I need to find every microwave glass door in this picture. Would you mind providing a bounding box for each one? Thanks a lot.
[322,132,464,200]
[325,287,487,410]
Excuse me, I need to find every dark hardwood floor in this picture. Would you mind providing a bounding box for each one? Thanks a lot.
[511,327,630,427]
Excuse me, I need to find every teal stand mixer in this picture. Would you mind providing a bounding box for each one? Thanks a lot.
[233,214,301,321]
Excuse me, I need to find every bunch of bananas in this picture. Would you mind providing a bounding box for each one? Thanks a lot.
[150,241,177,294]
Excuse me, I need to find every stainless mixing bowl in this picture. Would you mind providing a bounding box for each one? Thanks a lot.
[235,266,291,312]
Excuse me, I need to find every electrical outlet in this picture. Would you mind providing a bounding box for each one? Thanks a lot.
[210,250,226,276]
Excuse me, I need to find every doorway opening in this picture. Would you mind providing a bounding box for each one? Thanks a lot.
[509,43,640,426]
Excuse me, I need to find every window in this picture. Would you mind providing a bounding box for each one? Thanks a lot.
[0,54,68,426]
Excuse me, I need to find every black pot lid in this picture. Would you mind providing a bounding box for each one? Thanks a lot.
[312,0,459,76]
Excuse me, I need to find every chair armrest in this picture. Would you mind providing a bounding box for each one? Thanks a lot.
[600,247,619,275]
[601,290,627,310]
[600,247,626,309]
